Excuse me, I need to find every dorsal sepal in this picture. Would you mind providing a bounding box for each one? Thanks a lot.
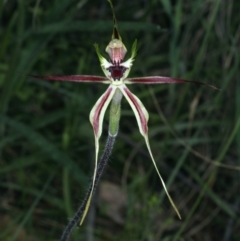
[107,0,122,40]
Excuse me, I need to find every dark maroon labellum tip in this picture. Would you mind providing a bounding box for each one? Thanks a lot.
[107,65,127,80]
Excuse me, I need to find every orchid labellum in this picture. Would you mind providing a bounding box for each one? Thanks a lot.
[31,0,218,240]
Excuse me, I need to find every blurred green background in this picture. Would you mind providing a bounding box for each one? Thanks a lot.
[1,0,240,240]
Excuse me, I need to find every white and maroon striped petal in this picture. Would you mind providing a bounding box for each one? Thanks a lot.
[90,85,117,139]
[119,85,181,219]
[119,85,149,136]
[80,85,116,225]
[30,74,110,84]
[125,76,219,90]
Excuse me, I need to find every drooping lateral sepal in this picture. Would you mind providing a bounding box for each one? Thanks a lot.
[29,74,110,83]
[90,85,117,139]
[79,85,117,225]
[119,85,148,136]
[119,85,181,219]
[144,137,181,219]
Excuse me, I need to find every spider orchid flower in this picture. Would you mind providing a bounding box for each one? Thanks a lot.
[31,0,218,226]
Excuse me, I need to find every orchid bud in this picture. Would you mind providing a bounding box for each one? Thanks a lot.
[105,39,127,64]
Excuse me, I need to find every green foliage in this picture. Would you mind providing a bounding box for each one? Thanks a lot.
[0,0,240,240]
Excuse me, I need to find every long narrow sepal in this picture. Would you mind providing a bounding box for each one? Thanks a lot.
[107,0,122,40]
[119,85,148,136]
[119,85,181,219]
[144,137,181,219]
[125,76,219,90]
[29,74,110,84]
[80,85,117,225]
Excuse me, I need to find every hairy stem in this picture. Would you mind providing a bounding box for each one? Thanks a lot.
[60,90,122,241]
[60,135,116,241]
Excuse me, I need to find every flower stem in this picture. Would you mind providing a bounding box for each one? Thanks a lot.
[60,90,122,241]
[109,88,122,136]
[60,135,116,241]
